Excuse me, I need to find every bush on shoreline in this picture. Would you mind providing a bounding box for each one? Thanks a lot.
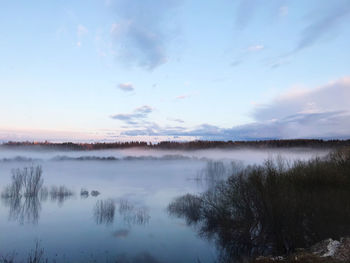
[168,148,350,262]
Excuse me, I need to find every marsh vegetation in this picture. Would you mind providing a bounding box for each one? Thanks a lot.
[168,148,350,262]
[118,202,150,226]
[0,166,75,224]
[0,147,345,262]
[0,166,44,224]
[93,199,116,225]
[93,198,150,226]
[1,166,44,199]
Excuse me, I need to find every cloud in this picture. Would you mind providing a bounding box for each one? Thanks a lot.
[269,2,349,69]
[110,105,153,124]
[247,44,264,52]
[118,123,231,140]
[175,90,198,100]
[253,77,350,121]
[232,77,350,139]
[176,94,190,100]
[76,24,88,47]
[118,111,350,141]
[234,1,291,29]
[230,60,243,67]
[235,0,259,29]
[118,83,134,92]
[8,75,350,144]
[115,77,350,140]
[110,0,182,70]
[295,1,350,52]
[117,123,219,138]
[279,6,288,17]
[230,44,264,67]
[227,111,350,140]
[168,118,185,123]
[77,25,88,37]
[269,57,290,69]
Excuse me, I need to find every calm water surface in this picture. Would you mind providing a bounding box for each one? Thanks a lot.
[0,148,327,262]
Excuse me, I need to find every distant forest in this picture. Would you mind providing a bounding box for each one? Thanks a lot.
[2,139,350,151]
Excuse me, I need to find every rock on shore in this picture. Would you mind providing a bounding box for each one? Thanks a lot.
[254,238,350,262]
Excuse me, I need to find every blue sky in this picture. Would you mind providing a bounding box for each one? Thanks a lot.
[0,0,350,142]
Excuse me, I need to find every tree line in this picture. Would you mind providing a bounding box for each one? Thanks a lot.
[2,139,350,150]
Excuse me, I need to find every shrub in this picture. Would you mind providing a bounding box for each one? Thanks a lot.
[1,166,43,198]
[93,199,115,225]
[168,148,350,261]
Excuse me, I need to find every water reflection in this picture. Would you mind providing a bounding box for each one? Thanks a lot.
[0,238,163,263]
[49,186,74,205]
[2,196,41,224]
[1,166,44,198]
[80,188,89,198]
[91,190,100,197]
[93,199,116,225]
[1,166,151,228]
[114,251,161,263]
[169,156,350,262]
[196,160,244,190]
[1,166,75,224]
[113,229,130,238]
[117,199,150,226]
[93,198,151,226]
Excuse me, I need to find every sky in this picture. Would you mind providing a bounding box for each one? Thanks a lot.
[0,0,350,142]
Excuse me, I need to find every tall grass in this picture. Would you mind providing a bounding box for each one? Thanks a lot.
[1,166,43,198]
[168,148,350,262]
[0,241,47,263]
[49,186,74,204]
[93,199,116,225]
[117,199,150,226]
[1,166,75,224]
[196,160,245,189]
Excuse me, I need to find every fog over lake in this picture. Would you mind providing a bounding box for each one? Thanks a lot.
[0,148,329,262]
[0,147,329,163]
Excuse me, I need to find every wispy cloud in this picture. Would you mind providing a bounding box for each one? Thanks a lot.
[114,77,350,140]
[110,0,182,70]
[269,57,290,69]
[111,105,153,124]
[279,6,288,17]
[168,118,185,123]
[175,94,190,100]
[77,25,88,37]
[231,44,264,67]
[231,111,350,140]
[118,112,350,141]
[294,1,350,52]
[247,44,264,52]
[231,77,350,139]
[76,24,88,47]
[118,83,134,92]
[230,60,243,67]
[235,1,290,28]
[235,0,259,29]
[253,77,350,121]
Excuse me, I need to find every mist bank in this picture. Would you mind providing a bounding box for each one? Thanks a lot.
[0,147,330,165]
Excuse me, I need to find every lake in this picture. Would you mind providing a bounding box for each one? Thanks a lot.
[0,148,328,262]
